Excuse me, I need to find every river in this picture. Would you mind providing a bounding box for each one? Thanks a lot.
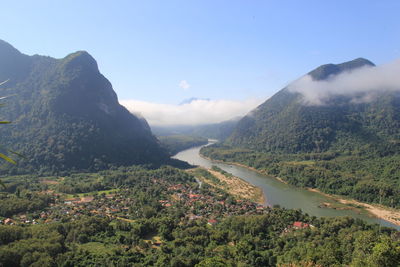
[173,143,400,230]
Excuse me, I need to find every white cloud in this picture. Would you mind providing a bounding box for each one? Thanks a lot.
[120,98,263,126]
[179,80,190,90]
[288,58,400,105]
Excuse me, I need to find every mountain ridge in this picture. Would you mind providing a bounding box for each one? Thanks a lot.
[0,40,171,174]
[227,58,400,154]
[202,58,400,208]
[308,57,375,80]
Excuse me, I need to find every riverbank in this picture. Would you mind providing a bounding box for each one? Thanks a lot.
[189,167,266,205]
[200,152,400,227]
[199,154,288,184]
[308,188,400,227]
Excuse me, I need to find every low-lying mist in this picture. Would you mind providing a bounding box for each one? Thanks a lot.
[120,98,263,126]
[288,58,400,105]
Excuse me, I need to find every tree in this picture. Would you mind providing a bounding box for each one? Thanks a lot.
[0,80,16,188]
[196,257,229,267]
[368,236,400,267]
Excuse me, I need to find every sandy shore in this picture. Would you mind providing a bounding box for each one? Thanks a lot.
[200,153,400,227]
[200,152,400,226]
[209,169,266,205]
[191,167,265,205]
[308,188,400,227]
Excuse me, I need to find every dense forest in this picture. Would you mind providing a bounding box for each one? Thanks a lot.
[209,58,400,210]
[0,40,172,175]
[228,58,400,155]
[1,166,399,266]
[158,135,208,155]
[201,145,400,208]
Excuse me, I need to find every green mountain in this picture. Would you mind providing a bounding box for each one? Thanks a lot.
[201,58,400,207]
[228,58,400,155]
[0,40,171,174]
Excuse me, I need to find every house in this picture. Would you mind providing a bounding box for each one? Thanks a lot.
[189,214,202,220]
[293,221,309,229]
[4,218,14,225]
[207,219,218,226]
[79,196,94,203]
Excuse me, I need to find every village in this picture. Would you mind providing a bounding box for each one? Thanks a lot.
[0,175,266,225]
[0,170,313,237]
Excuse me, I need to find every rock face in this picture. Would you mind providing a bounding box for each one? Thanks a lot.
[0,40,169,174]
[228,58,400,154]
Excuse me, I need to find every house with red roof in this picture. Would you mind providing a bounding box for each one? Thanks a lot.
[293,221,309,229]
[207,219,218,226]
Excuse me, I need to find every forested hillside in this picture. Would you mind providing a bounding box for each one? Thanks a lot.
[202,58,400,208]
[0,166,399,266]
[158,135,208,155]
[228,58,400,154]
[0,40,171,174]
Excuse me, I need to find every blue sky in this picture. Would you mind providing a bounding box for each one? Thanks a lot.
[1,1,400,124]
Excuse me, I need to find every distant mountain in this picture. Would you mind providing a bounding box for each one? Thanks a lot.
[228,58,400,154]
[152,117,240,141]
[0,40,171,174]
[179,97,210,105]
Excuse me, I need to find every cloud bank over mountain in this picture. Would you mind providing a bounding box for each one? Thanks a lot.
[120,98,263,126]
[288,59,400,105]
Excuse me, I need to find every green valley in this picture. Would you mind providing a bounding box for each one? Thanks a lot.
[1,166,399,266]
[202,58,400,213]
[1,38,400,267]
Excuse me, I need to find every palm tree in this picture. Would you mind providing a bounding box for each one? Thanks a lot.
[0,80,17,188]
